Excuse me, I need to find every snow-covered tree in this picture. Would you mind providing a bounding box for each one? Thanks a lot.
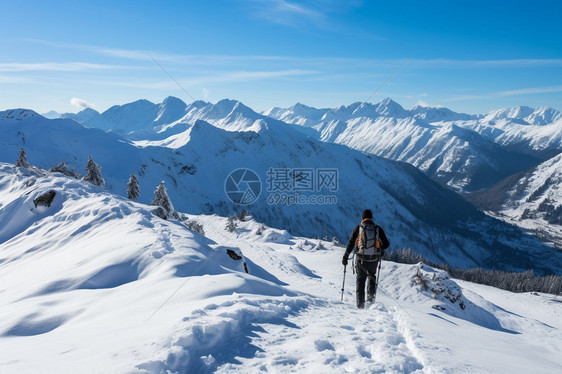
[83,155,106,189]
[50,162,82,179]
[226,215,238,232]
[15,147,30,168]
[151,181,175,219]
[238,208,249,221]
[127,173,141,201]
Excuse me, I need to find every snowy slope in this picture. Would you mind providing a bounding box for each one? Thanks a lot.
[1,170,560,373]
[0,165,294,373]
[483,105,562,126]
[463,116,562,158]
[1,110,560,272]
[467,152,562,248]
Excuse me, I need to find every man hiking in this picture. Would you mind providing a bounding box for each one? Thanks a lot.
[342,209,390,308]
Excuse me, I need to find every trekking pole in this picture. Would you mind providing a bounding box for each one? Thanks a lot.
[373,258,382,304]
[341,265,347,302]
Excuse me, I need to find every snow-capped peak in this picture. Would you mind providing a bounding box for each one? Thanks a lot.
[484,106,534,123]
[154,96,188,126]
[161,95,186,106]
[483,105,562,126]
[410,105,477,122]
[373,97,408,117]
[525,106,562,126]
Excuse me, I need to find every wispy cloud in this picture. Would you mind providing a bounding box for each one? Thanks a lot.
[0,75,35,83]
[249,0,363,28]
[70,97,94,109]
[0,62,127,72]
[410,58,562,68]
[445,85,562,102]
[22,39,562,69]
[496,85,562,96]
[69,69,318,90]
[251,0,326,27]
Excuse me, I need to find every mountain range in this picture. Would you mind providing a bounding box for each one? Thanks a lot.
[4,98,562,273]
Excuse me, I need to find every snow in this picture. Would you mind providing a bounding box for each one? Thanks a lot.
[1,168,560,373]
[264,99,561,192]
[483,152,562,248]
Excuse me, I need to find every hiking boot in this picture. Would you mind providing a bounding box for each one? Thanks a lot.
[366,295,374,303]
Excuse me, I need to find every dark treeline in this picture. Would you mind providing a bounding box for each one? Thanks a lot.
[384,248,562,296]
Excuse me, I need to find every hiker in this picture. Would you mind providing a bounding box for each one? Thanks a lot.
[342,209,390,308]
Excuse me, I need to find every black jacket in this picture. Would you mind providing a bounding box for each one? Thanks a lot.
[344,219,390,258]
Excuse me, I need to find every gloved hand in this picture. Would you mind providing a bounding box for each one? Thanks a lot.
[342,255,348,266]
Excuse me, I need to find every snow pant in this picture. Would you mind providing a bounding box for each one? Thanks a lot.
[355,258,380,308]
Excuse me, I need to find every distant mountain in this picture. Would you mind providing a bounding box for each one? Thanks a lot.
[462,115,562,159]
[82,96,189,133]
[263,103,330,127]
[1,108,560,272]
[483,105,562,126]
[60,107,101,124]
[41,110,62,119]
[410,105,479,122]
[264,99,540,192]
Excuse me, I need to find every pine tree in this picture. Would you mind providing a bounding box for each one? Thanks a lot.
[151,181,175,219]
[15,147,30,168]
[226,215,237,232]
[83,155,106,189]
[127,173,141,201]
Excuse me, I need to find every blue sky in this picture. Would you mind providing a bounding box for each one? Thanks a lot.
[1,0,561,114]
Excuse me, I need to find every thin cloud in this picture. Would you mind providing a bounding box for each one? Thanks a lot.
[410,58,562,68]
[443,95,489,103]
[249,0,363,28]
[444,85,562,103]
[21,40,562,69]
[71,97,93,109]
[252,0,326,27]
[0,75,35,83]
[496,85,562,96]
[71,69,318,90]
[0,62,127,72]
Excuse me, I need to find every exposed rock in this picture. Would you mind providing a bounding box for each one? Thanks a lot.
[33,191,56,208]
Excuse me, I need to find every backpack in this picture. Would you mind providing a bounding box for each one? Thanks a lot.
[356,221,381,256]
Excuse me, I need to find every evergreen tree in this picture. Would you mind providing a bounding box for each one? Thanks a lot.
[151,181,175,219]
[15,147,30,168]
[82,155,106,189]
[50,162,82,179]
[127,173,141,201]
[226,215,238,232]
